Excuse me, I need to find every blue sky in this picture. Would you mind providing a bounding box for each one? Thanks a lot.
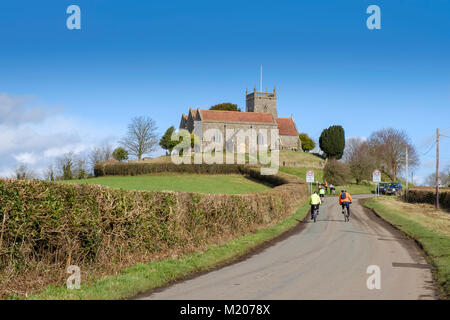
[0,0,449,184]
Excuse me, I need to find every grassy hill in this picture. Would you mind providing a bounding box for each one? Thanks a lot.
[278,151,325,168]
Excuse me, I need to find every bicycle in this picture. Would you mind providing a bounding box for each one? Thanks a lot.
[312,204,319,223]
[341,203,350,222]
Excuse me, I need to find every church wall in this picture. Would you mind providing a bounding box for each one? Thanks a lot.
[280,135,302,151]
[199,121,278,152]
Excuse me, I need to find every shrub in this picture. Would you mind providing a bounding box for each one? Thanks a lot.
[0,167,306,298]
[405,188,450,211]
[112,147,129,161]
[323,159,351,186]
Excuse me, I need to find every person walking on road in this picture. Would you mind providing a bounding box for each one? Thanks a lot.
[338,189,353,220]
[329,183,335,195]
[309,191,322,220]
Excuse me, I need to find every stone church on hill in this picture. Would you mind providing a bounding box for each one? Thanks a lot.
[179,87,302,152]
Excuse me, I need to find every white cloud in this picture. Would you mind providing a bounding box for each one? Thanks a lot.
[43,143,89,158]
[13,152,39,165]
[0,93,120,178]
[0,93,48,126]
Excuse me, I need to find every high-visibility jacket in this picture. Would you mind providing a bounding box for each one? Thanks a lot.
[309,193,322,205]
[339,192,353,204]
[319,188,325,195]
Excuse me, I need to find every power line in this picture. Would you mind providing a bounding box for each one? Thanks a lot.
[420,141,436,156]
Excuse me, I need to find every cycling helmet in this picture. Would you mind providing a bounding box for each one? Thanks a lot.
[341,189,346,192]
[313,191,318,194]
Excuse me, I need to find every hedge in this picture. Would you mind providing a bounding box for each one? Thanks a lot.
[94,162,304,187]
[405,188,450,211]
[94,162,244,177]
[0,168,306,298]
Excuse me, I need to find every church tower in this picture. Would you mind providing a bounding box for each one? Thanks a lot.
[245,86,277,118]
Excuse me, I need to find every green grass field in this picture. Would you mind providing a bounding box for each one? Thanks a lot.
[364,197,450,299]
[63,174,272,194]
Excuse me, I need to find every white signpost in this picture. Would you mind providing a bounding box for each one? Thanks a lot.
[306,170,314,194]
[373,169,381,196]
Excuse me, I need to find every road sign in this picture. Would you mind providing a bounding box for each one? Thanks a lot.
[306,170,314,183]
[373,169,381,183]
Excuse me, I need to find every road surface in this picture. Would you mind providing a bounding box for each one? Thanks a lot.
[137,195,437,300]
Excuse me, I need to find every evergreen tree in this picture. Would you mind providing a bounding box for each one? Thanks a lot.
[159,126,180,154]
[319,125,345,159]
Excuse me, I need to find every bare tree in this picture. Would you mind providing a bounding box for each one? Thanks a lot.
[57,152,76,180]
[368,128,419,181]
[344,138,377,184]
[425,172,449,187]
[89,144,113,172]
[44,164,55,181]
[120,116,158,160]
[446,165,450,186]
[14,164,35,180]
[343,137,365,162]
[74,157,88,179]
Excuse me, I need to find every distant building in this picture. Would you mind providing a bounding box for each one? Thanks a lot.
[179,87,302,152]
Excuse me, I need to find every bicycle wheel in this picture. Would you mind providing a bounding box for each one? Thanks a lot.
[314,212,317,223]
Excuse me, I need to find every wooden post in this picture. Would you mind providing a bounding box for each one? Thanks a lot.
[405,146,408,199]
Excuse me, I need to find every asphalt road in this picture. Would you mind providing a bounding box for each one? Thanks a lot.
[137,195,437,300]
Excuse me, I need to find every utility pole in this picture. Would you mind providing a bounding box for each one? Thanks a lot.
[436,128,440,209]
[405,146,408,199]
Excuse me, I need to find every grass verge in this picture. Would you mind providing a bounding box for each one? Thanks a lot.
[364,197,450,299]
[27,202,310,300]
[332,184,375,195]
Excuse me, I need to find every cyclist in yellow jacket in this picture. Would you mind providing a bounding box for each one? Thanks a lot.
[309,191,322,220]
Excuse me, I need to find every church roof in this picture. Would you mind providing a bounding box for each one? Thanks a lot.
[276,117,298,136]
[199,109,275,124]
